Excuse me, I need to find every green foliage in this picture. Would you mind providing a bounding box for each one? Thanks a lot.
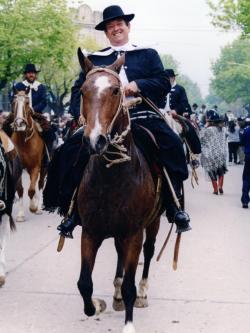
[160,54,179,72]
[0,0,76,90]
[207,0,250,35]
[210,38,250,104]
[80,36,102,53]
[178,75,203,106]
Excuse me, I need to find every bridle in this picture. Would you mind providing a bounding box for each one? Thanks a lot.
[13,93,35,142]
[83,67,132,168]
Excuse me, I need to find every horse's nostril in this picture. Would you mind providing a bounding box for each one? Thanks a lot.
[95,135,107,154]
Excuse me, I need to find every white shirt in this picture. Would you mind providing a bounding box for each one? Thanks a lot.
[162,82,176,114]
[110,42,135,87]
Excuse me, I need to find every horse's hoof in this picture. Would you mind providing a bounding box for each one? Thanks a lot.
[16,215,25,222]
[35,209,42,215]
[29,206,38,213]
[134,296,148,308]
[92,298,107,315]
[0,276,6,287]
[122,322,136,333]
[112,297,125,311]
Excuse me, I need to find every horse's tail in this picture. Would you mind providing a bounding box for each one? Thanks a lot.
[9,214,16,231]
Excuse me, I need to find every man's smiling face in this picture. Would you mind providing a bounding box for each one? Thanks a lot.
[105,19,130,46]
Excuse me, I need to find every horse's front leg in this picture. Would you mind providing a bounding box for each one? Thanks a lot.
[0,215,10,286]
[77,231,105,316]
[121,229,143,333]
[135,218,160,308]
[28,167,40,213]
[113,238,125,311]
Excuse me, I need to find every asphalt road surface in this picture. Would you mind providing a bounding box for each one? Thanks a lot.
[0,164,250,333]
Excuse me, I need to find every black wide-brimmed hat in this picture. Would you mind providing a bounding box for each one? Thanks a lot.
[23,63,40,74]
[206,109,222,122]
[165,69,178,78]
[95,5,135,31]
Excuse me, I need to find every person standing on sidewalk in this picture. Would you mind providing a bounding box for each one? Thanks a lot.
[240,117,250,208]
[200,110,227,195]
[227,120,240,164]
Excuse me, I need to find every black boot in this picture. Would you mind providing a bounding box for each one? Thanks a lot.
[164,177,191,233]
[57,214,78,238]
[165,204,191,233]
[173,208,191,233]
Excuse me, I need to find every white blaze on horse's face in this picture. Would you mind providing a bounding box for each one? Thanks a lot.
[15,96,27,131]
[88,75,112,148]
[94,75,112,98]
[89,113,102,149]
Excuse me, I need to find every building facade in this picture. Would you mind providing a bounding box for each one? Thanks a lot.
[72,4,107,48]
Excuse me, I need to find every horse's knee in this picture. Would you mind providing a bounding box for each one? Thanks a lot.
[17,183,23,198]
[143,240,155,259]
[28,189,35,199]
[38,179,44,190]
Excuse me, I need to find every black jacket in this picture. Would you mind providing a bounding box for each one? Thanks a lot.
[168,84,192,116]
[69,47,170,119]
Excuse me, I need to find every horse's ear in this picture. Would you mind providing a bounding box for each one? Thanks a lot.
[77,47,93,74]
[108,54,125,74]
[25,87,30,95]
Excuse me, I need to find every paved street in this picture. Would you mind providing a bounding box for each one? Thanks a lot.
[0,165,250,333]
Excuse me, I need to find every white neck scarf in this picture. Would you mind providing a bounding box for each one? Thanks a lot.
[110,42,135,52]
[22,80,41,107]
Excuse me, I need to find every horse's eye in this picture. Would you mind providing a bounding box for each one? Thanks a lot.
[112,87,120,96]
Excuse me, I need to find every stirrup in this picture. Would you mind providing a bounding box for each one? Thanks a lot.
[0,200,6,211]
[174,210,192,233]
[57,217,75,239]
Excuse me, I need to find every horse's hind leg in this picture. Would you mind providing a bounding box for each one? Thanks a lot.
[28,168,40,213]
[135,218,160,308]
[121,229,143,333]
[16,175,25,222]
[35,166,47,215]
[113,238,125,311]
[0,215,10,286]
[77,231,105,317]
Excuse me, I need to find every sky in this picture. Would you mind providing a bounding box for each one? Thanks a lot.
[71,0,238,97]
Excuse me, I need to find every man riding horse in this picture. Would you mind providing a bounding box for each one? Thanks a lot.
[4,63,56,157]
[44,5,196,236]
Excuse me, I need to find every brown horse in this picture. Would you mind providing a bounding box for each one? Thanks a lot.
[11,89,46,222]
[76,49,163,333]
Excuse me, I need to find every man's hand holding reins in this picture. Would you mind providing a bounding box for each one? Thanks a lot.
[124,81,139,96]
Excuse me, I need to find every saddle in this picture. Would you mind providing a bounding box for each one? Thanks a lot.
[132,123,161,178]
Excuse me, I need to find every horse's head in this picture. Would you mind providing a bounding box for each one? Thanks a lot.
[12,88,33,132]
[78,48,126,154]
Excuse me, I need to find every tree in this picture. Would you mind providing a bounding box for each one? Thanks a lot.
[40,36,102,116]
[210,38,250,104]
[0,0,76,91]
[207,0,250,35]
